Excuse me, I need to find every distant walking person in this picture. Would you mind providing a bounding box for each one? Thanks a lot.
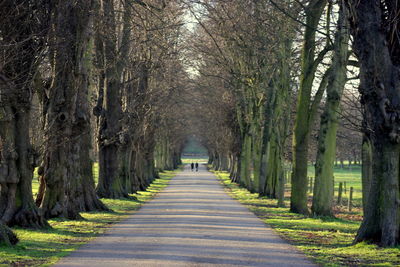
[191,162,194,171]
[195,162,199,172]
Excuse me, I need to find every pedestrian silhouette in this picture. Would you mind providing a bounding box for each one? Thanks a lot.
[195,162,199,172]
[191,162,194,171]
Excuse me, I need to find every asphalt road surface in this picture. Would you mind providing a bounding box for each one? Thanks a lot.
[55,165,315,267]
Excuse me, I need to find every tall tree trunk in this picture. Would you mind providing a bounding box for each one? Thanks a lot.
[312,2,349,217]
[0,1,48,230]
[39,0,107,219]
[96,0,128,199]
[291,0,327,215]
[259,82,276,196]
[347,0,400,246]
[67,0,108,215]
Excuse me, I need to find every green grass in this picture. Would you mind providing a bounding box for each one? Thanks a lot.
[214,171,400,267]
[181,157,209,164]
[1,169,178,267]
[308,165,362,197]
[32,168,39,199]
[305,165,363,220]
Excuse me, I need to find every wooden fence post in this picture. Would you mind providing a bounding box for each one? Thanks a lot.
[348,187,354,211]
[337,182,343,206]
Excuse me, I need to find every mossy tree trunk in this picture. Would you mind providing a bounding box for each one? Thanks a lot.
[312,1,350,217]
[291,0,328,215]
[240,132,253,190]
[259,34,293,199]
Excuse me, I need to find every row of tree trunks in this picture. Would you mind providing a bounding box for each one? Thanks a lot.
[209,151,231,172]
[203,1,295,203]
[0,0,187,246]
[259,32,293,199]
[187,0,399,248]
[155,132,183,172]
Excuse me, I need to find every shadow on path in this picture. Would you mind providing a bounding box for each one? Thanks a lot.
[55,165,315,267]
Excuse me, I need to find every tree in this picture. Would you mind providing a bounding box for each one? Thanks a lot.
[94,0,128,199]
[290,0,329,215]
[186,0,299,198]
[37,0,107,219]
[0,0,49,236]
[94,0,186,198]
[258,1,299,201]
[312,1,350,217]
[346,0,400,246]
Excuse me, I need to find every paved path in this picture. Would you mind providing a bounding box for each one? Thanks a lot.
[55,165,315,267]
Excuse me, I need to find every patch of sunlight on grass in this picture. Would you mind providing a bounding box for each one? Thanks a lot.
[1,168,178,266]
[213,170,400,267]
[32,167,39,198]
[93,162,99,185]
[307,165,362,202]
[181,158,209,164]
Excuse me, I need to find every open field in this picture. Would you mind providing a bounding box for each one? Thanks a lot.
[181,157,209,164]
[1,169,178,266]
[305,165,363,220]
[307,165,362,202]
[214,171,400,267]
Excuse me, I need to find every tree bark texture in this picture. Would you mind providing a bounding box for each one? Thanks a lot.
[346,0,400,246]
[0,1,48,230]
[291,0,327,215]
[0,223,18,246]
[39,0,107,219]
[312,2,350,217]
[95,0,129,199]
[361,135,372,211]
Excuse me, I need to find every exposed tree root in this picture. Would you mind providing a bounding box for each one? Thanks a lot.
[0,222,18,246]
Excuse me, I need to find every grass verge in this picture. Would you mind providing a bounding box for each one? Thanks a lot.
[213,171,400,267]
[0,170,178,267]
